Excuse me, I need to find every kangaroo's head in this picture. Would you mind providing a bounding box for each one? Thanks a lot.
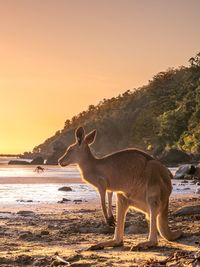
[58,126,96,167]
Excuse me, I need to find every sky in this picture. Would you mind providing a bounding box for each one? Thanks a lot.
[0,0,200,154]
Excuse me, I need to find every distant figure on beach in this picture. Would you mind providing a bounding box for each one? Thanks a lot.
[34,166,44,173]
[59,126,183,251]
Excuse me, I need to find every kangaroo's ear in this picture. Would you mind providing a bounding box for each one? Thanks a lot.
[85,129,97,145]
[75,127,85,145]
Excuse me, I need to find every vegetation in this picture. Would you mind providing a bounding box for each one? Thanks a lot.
[27,53,200,160]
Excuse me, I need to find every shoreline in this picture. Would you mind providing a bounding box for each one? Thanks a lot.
[0,177,83,184]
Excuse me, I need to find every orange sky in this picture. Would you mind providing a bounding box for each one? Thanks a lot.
[0,0,200,154]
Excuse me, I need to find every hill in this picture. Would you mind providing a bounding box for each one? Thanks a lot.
[24,53,200,164]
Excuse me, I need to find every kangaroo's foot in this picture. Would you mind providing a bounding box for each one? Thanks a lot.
[166,230,183,241]
[130,240,158,251]
[88,240,123,251]
[106,215,116,227]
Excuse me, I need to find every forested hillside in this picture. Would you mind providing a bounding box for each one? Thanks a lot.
[25,53,200,163]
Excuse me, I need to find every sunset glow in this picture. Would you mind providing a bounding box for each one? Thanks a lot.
[0,0,200,154]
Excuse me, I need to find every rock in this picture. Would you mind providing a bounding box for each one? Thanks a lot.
[17,210,35,216]
[174,205,200,216]
[62,198,71,201]
[8,160,30,165]
[58,186,72,192]
[159,149,191,165]
[58,198,71,203]
[30,156,44,165]
[40,230,49,235]
[73,199,82,203]
[196,186,200,194]
[193,165,200,180]
[174,164,196,179]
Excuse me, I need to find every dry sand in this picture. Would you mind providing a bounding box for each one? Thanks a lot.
[0,195,199,266]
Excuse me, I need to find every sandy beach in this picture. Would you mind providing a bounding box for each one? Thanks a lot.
[0,163,200,266]
[0,194,200,266]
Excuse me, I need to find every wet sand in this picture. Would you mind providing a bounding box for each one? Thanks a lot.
[0,195,199,266]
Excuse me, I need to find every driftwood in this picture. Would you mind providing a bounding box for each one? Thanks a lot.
[50,254,70,266]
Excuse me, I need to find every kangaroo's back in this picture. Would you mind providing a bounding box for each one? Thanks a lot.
[95,149,156,192]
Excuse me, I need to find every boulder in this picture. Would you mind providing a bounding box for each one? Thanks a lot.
[30,156,44,165]
[58,186,72,192]
[159,148,191,165]
[174,164,196,179]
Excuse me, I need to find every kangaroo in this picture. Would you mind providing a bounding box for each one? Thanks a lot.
[34,166,44,173]
[59,127,183,250]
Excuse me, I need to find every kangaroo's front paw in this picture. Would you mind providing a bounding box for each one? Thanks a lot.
[106,215,116,227]
[87,244,104,251]
[130,240,158,251]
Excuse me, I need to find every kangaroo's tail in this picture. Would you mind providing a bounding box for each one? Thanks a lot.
[157,201,183,241]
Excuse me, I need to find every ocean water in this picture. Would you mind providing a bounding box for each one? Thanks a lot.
[0,158,198,205]
[0,157,98,204]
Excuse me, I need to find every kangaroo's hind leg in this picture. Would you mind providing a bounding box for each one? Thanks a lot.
[131,197,158,251]
[88,193,129,250]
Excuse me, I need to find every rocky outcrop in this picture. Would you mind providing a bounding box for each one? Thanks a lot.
[30,156,44,165]
[8,157,44,165]
[8,160,30,165]
[174,164,200,180]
